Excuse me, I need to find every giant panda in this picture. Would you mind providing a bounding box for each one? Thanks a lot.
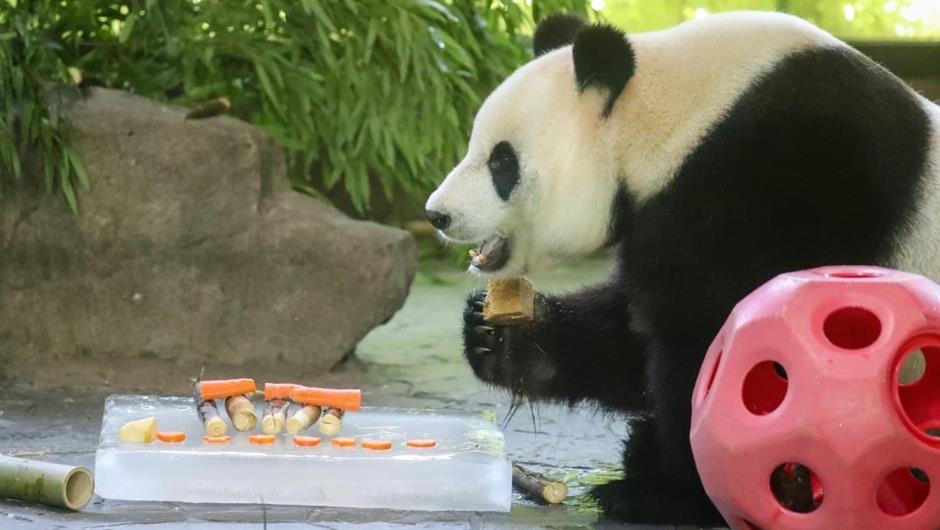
[425,10,940,525]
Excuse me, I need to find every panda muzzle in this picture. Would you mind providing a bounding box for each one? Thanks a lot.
[470,236,510,272]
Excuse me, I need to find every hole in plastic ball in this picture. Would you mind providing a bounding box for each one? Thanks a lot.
[898,348,927,386]
[877,467,930,516]
[895,340,940,442]
[823,307,881,350]
[771,463,823,513]
[826,270,883,278]
[742,361,788,415]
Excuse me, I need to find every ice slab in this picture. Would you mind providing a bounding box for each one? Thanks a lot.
[94,395,511,512]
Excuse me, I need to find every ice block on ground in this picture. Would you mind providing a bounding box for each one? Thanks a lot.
[94,395,511,512]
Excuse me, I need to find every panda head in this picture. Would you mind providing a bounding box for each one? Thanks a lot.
[425,15,636,277]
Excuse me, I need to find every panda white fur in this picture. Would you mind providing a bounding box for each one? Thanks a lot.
[426,11,940,525]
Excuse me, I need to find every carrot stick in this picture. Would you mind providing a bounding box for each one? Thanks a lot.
[290,386,361,411]
[198,378,256,400]
[203,435,231,444]
[331,437,356,447]
[264,383,297,401]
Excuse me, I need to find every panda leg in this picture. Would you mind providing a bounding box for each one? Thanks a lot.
[591,416,725,525]
[590,339,724,525]
[462,281,648,410]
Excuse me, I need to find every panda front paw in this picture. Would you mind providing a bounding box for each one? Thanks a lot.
[462,290,548,391]
[462,291,512,384]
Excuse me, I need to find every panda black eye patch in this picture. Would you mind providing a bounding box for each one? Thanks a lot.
[488,141,520,201]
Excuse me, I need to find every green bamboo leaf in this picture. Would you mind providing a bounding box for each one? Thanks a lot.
[413,0,459,23]
[43,158,54,192]
[66,148,89,188]
[363,19,378,63]
[60,171,78,212]
[305,0,336,32]
[254,63,283,113]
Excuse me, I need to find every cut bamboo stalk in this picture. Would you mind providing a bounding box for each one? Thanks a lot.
[318,408,345,436]
[484,278,535,324]
[225,394,258,432]
[193,385,227,436]
[512,464,567,504]
[261,400,290,435]
[286,405,321,434]
[0,454,94,510]
[185,96,231,120]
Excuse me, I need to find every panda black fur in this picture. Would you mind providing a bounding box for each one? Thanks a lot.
[426,11,939,525]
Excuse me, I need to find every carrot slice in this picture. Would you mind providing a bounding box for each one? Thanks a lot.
[264,383,297,401]
[406,439,437,448]
[248,434,276,445]
[156,431,186,443]
[362,439,391,451]
[293,435,321,447]
[290,386,361,411]
[331,437,357,447]
[203,435,231,444]
[198,378,256,400]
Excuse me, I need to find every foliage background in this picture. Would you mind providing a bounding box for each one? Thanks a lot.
[1,0,938,218]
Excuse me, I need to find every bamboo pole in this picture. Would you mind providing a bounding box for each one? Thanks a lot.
[512,464,567,504]
[0,455,93,510]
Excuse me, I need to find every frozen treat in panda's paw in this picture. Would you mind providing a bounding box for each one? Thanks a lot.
[483,277,534,325]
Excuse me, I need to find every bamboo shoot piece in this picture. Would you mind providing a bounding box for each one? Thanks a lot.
[185,96,231,120]
[225,394,259,432]
[118,416,157,443]
[318,408,345,436]
[512,464,567,504]
[484,277,534,324]
[0,454,94,510]
[193,385,227,436]
[261,399,290,434]
[286,405,321,434]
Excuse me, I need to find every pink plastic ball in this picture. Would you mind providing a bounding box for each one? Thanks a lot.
[691,266,940,530]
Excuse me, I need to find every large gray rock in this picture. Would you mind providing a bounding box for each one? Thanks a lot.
[0,88,415,387]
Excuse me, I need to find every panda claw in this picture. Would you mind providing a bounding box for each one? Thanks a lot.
[472,347,492,355]
[475,325,495,334]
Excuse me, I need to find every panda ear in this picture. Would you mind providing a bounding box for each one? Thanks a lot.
[533,14,587,57]
[573,24,635,117]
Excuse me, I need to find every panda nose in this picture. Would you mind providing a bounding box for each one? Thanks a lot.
[426,210,451,230]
